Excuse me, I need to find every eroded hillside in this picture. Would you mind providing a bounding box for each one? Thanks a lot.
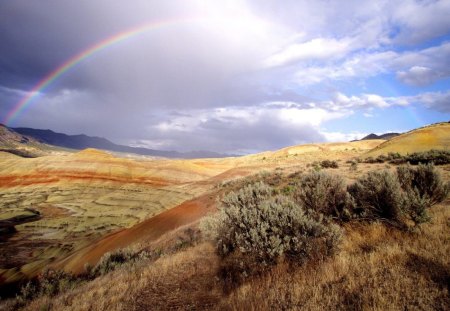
[0,140,382,286]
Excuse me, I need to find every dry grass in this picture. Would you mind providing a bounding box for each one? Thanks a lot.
[19,243,221,311]
[218,202,450,311]
[10,200,448,311]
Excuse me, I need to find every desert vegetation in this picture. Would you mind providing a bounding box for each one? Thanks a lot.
[201,182,342,286]
[202,165,448,287]
[362,149,450,165]
[1,161,448,310]
[1,123,449,310]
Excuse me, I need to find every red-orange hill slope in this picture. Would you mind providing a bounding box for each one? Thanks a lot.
[54,193,216,274]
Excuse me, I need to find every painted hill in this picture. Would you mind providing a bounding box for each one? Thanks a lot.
[365,122,450,157]
[12,127,234,159]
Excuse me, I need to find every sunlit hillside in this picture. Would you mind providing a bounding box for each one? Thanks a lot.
[365,122,450,157]
[0,122,449,310]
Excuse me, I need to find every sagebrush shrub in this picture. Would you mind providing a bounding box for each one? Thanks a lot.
[320,160,339,168]
[364,156,385,164]
[90,249,151,278]
[347,170,405,225]
[91,248,136,276]
[206,182,342,283]
[397,163,449,225]
[347,164,448,227]
[16,269,76,305]
[389,149,450,165]
[295,171,352,220]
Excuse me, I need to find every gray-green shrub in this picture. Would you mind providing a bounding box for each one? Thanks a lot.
[397,163,449,225]
[295,171,353,220]
[206,182,342,283]
[348,164,448,227]
[347,170,405,226]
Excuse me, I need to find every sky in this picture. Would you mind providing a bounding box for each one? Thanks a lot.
[0,0,449,154]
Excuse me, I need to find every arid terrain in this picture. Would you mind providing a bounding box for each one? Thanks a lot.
[0,122,449,310]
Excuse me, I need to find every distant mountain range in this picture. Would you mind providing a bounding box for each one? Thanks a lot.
[357,132,400,141]
[4,125,234,159]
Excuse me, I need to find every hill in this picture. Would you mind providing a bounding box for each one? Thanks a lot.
[365,122,450,157]
[12,127,233,159]
[0,124,66,157]
[0,122,448,310]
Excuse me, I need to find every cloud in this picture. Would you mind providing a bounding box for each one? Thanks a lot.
[325,90,450,112]
[412,91,450,113]
[263,37,353,67]
[0,1,449,153]
[138,104,346,153]
[391,0,450,44]
[320,131,369,142]
[396,66,438,86]
[287,41,450,87]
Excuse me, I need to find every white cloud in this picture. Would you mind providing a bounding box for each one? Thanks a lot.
[288,41,450,86]
[320,131,369,142]
[263,37,352,67]
[326,92,389,110]
[329,90,450,112]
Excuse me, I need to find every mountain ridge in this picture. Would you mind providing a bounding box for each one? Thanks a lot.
[360,132,400,140]
[10,126,235,159]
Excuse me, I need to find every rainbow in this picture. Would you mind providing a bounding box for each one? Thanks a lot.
[3,17,200,125]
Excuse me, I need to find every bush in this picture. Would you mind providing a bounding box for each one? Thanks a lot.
[348,164,448,227]
[91,249,133,276]
[349,161,358,171]
[381,149,450,165]
[397,164,449,225]
[347,170,405,226]
[390,149,450,165]
[207,182,342,284]
[320,160,339,168]
[387,152,402,160]
[295,171,352,220]
[16,269,77,305]
[85,247,152,278]
[363,156,385,164]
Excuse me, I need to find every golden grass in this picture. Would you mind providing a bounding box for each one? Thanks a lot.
[20,242,221,311]
[366,122,450,157]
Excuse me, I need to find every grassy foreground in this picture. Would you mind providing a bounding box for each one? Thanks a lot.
[7,203,448,311]
[3,166,448,311]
